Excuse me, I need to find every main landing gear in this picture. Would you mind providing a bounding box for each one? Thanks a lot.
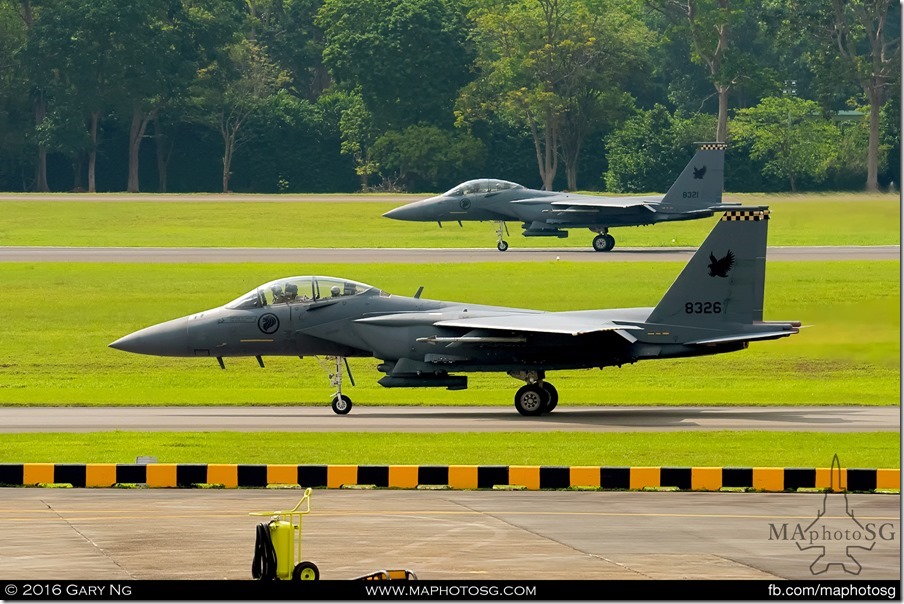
[316,356,355,414]
[592,229,615,252]
[509,370,558,416]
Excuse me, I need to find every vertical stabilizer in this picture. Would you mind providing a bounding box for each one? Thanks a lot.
[647,208,769,327]
[658,142,726,211]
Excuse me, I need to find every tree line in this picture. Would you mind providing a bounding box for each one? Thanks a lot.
[0,0,899,195]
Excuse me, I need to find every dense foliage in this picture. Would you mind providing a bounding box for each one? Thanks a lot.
[0,0,898,193]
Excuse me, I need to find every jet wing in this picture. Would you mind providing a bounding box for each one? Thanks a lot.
[547,195,662,210]
[433,314,641,338]
[507,193,660,210]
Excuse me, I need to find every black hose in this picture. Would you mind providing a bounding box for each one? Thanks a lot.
[252,522,277,580]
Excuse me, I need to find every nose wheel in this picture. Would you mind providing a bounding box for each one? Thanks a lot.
[495,221,509,252]
[331,394,352,415]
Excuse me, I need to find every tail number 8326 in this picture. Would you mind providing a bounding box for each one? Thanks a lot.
[685,301,722,314]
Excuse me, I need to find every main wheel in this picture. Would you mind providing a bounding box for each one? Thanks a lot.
[292,561,320,581]
[497,240,509,252]
[592,234,614,252]
[331,394,352,415]
[514,384,550,416]
[541,382,558,413]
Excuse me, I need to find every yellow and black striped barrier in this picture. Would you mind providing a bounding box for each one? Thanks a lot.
[0,464,898,492]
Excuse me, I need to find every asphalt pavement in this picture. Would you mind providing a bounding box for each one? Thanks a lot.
[0,405,897,433]
[0,488,898,581]
[0,245,898,263]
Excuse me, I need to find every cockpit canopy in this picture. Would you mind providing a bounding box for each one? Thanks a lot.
[444,179,523,197]
[225,276,376,309]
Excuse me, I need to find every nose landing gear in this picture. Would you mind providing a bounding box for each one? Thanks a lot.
[316,356,355,414]
[496,221,509,252]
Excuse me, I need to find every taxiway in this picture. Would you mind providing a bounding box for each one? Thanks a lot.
[0,405,897,433]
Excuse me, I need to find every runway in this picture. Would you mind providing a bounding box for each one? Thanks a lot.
[0,244,898,263]
[0,489,897,581]
[0,405,897,433]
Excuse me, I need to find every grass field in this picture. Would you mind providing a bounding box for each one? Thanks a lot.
[0,194,898,471]
[0,193,898,248]
[0,259,897,407]
[0,431,897,468]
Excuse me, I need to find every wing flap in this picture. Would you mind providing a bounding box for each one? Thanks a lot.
[549,196,661,209]
[433,314,641,337]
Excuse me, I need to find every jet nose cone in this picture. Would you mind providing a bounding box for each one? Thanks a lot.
[109,317,191,357]
[382,204,413,221]
[383,197,440,221]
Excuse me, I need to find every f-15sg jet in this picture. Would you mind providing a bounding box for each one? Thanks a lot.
[384,142,737,252]
[109,207,799,416]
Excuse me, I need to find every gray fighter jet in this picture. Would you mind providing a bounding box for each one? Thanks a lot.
[110,207,799,416]
[384,142,738,251]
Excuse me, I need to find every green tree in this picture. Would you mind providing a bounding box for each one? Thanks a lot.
[116,0,210,193]
[732,96,840,191]
[247,0,329,100]
[317,0,472,129]
[11,0,51,191]
[0,0,32,190]
[371,124,486,191]
[603,104,715,192]
[231,90,354,192]
[460,0,648,190]
[25,0,140,192]
[816,0,899,191]
[649,0,772,142]
[335,90,381,190]
[196,39,289,192]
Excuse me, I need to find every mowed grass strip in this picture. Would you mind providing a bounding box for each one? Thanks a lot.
[0,194,898,248]
[0,260,897,406]
[0,431,897,468]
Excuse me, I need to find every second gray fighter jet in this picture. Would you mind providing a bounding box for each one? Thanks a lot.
[384,142,736,252]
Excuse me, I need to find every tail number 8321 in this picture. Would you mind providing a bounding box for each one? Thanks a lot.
[685,301,722,314]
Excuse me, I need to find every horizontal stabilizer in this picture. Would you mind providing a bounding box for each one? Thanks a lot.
[686,330,798,345]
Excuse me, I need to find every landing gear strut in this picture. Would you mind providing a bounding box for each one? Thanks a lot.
[496,221,509,252]
[509,370,557,416]
[591,229,615,252]
[317,356,354,414]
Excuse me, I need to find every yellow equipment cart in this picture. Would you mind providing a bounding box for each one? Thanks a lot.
[250,488,320,580]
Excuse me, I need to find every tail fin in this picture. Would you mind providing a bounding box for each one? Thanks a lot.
[647,207,769,327]
[658,142,726,211]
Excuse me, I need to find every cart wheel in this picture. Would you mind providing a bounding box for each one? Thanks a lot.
[292,561,320,581]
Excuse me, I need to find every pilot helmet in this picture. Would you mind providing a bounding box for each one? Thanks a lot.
[271,285,283,295]
[330,285,341,296]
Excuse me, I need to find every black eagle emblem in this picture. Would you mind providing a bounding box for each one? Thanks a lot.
[693,165,706,179]
[708,250,734,278]
[258,313,279,334]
